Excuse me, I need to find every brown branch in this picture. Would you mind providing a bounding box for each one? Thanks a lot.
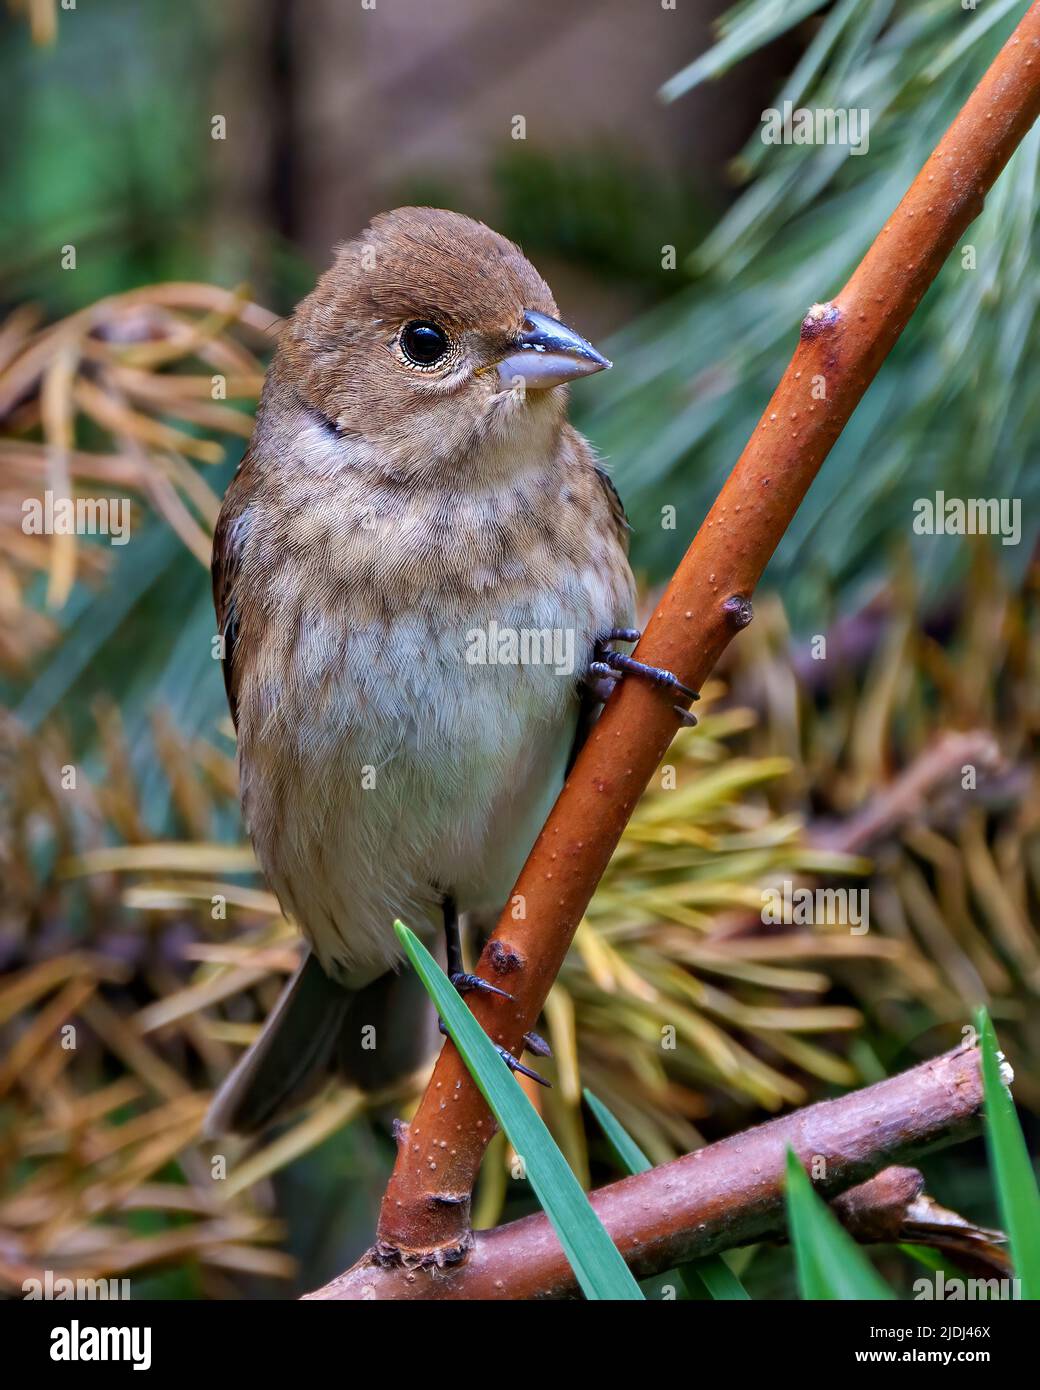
[361,6,1040,1270]
[307,1046,983,1298]
[831,1166,1010,1282]
[812,731,1004,858]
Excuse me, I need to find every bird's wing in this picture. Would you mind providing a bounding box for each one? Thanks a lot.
[567,686,602,775]
[567,462,634,773]
[593,461,632,548]
[211,490,244,730]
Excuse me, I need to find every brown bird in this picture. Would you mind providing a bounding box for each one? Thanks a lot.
[206,207,695,1134]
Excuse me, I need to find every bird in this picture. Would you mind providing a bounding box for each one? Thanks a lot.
[205,207,696,1135]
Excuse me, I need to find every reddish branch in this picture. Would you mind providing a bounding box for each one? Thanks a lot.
[309,1047,984,1298]
[832,1166,1009,1281]
[331,5,1040,1279]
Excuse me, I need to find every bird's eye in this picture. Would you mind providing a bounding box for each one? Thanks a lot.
[399,320,450,367]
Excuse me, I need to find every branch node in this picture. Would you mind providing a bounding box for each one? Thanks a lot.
[831,1166,924,1243]
[722,594,754,630]
[373,1231,474,1272]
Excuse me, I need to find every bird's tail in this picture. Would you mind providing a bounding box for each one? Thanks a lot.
[203,950,438,1137]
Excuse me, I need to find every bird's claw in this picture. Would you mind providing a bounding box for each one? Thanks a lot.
[599,649,699,703]
[589,627,700,724]
[497,1045,551,1087]
[435,1026,550,1086]
[440,903,549,1081]
[522,1029,552,1057]
[450,971,513,1001]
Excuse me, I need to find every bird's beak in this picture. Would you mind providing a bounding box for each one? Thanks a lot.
[495,308,612,391]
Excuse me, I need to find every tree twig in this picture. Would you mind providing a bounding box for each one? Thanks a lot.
[812,731,1004,858]
[307,1046,983,1298]
[365,5,1040,1269]
[832,1165,1010,1282]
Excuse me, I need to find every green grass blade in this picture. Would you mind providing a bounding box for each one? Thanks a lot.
[688,1254,750,1302]
[977,1008,1040,1298]
[583,1087,748,1299]
[394,922,642,1300]
[583,1089,653,1175]
[785,1149,895,1299]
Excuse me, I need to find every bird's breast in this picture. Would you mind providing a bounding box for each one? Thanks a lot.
[223,425,633,969]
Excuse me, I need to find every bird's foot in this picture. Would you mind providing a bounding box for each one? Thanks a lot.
[435,972,512,1042]
[435,1018,552,1085]
[522,1029,552,1058]
[437,1017,549,1054]
[496,1044,551,1087]
[450,971,512,1001]
[439,899,549,1078]
[588,627,700,726]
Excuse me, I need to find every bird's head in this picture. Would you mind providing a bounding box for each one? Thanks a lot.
[276,206,610,480]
